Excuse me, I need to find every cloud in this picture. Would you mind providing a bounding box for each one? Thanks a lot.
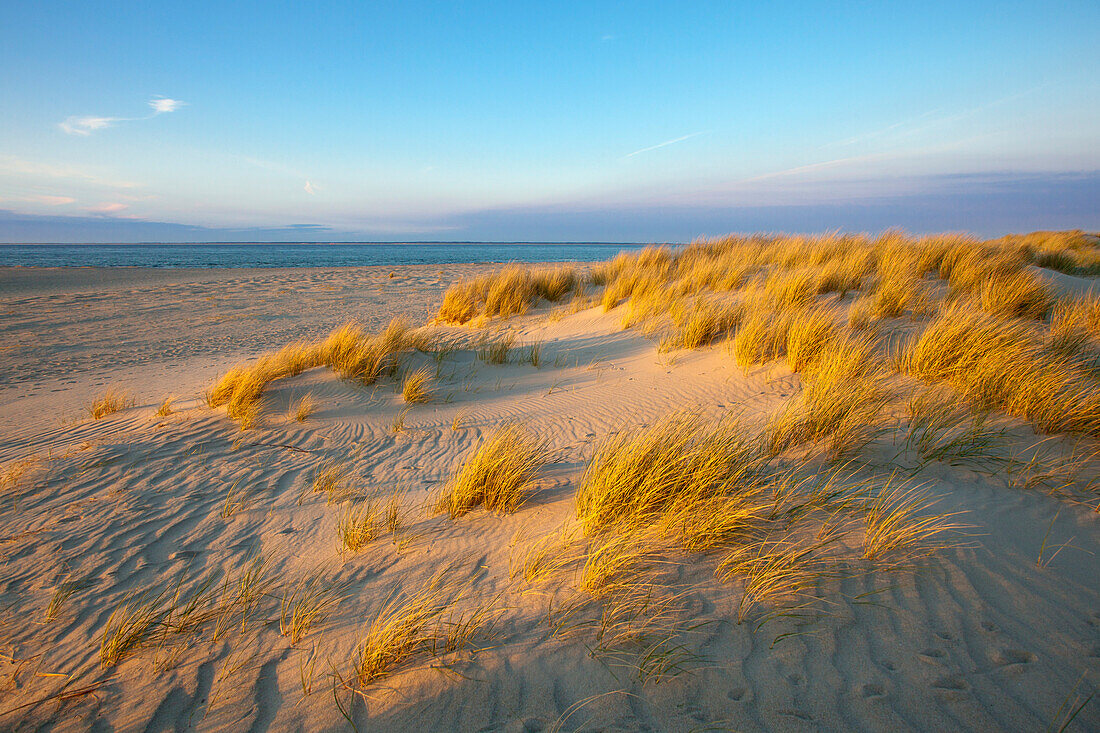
[84,202,129,214]
[59,97,186,135]
[28,195,76,205]
[623,132,706,159]
[59,116,119,136]
[304,180,316,195]
[149,97,185,114]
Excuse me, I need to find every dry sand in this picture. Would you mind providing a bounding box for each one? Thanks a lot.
[1,264,1098,731]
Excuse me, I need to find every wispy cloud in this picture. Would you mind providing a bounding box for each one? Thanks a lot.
[59,97,186,135]
[149,97,185,114]
[623,131,706,159]
[59,116,118,136]
[304,180,317,195]
[84,202,129,214]
[28,195,76,205]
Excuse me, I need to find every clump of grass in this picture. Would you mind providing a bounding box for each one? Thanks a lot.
[280,574,344,645]
[435,265,580,324]
[476,333,515,364]
[384,488,405,534]
[575,414,765,536]
[979,269,1052,319]
[716,540,831,623]
[154,396,175,417]
[731,299,790,369]
[99,590,166,667]
[310,460,354,504]
[861,485,964,562]
[347,573,497,688]
[524,342,542,368]
[434,424,551,518]
[207,319,414,428]
[45,578,85,622]
[401,367,433,403]
[290,393,317,422]
[767,335,889,459]
[392,407,411,433]
[905,389,1004,465]
[337,500,381,553]
[661,299,742,350]
[904,305,1100,435]
[86,388,132,420]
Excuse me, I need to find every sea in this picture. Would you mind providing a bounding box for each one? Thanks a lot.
[0,243,649,269]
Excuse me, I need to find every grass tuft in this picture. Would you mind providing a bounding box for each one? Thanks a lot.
[434,424,551,518]
[86,388,132,420]
[401,367,434,403]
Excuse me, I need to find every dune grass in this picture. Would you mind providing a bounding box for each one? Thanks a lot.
[347,573,497,689]
[861,484,965,563]
[336,500,381,553]
[85,388,132,420]
[575,414,766,537]
[280,573,344,645]
[154,396,175,417]
[435,265,580,324]
[904,305,1100,435]
[206,318,421,428]
[434,424,551,517]
[767,335,890,459]
[401,367,433,403]
[289,393,317,422]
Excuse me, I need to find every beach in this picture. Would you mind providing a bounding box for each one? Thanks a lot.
[1,237,1099,731]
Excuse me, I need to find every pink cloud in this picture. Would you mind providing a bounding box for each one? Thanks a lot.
[84,202,129,213]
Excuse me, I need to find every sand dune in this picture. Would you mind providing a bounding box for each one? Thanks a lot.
[2,243,1099,731]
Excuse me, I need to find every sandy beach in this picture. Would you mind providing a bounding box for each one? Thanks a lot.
[2,235,1099,731]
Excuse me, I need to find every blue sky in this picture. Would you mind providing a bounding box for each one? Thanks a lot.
[1,1,1098,242]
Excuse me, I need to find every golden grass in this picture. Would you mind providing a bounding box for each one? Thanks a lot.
[85,388,132,420]
[434,424,551,517]
[45,578,84,622]
[978,269,1052,319]
[154,396,175,417]
[861,484,964,562]
[290,393,317,422]
[476,332,515,364]
[401,367,433,403]
[904,305,1100,435]
[716,540,831,623]
[310,460,354,504]
[99,590,165,667]
[336,500,381,553]
[661,298,743,350]
[731,299,790,369]
[348,573,496,688]
[768,335,889,458]
[206,318,416,428]
[280,574,344,645]
[435,265,580,324]
[575,414,764,536]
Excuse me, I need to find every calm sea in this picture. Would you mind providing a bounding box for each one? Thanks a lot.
[0,243,649,268]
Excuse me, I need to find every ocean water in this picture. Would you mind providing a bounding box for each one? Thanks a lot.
[0,243,649,268]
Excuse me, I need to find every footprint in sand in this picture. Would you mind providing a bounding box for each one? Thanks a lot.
[932,675,970,701]
[861,683,887,699]
[981,621,999,633]
[993,648,1036,667]
[919,648,947,661]
[727,686,747,701]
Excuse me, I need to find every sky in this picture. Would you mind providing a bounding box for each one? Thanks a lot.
[1,1,1098,242]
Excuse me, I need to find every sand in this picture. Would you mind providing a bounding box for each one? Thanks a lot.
[1,264,1098,731]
